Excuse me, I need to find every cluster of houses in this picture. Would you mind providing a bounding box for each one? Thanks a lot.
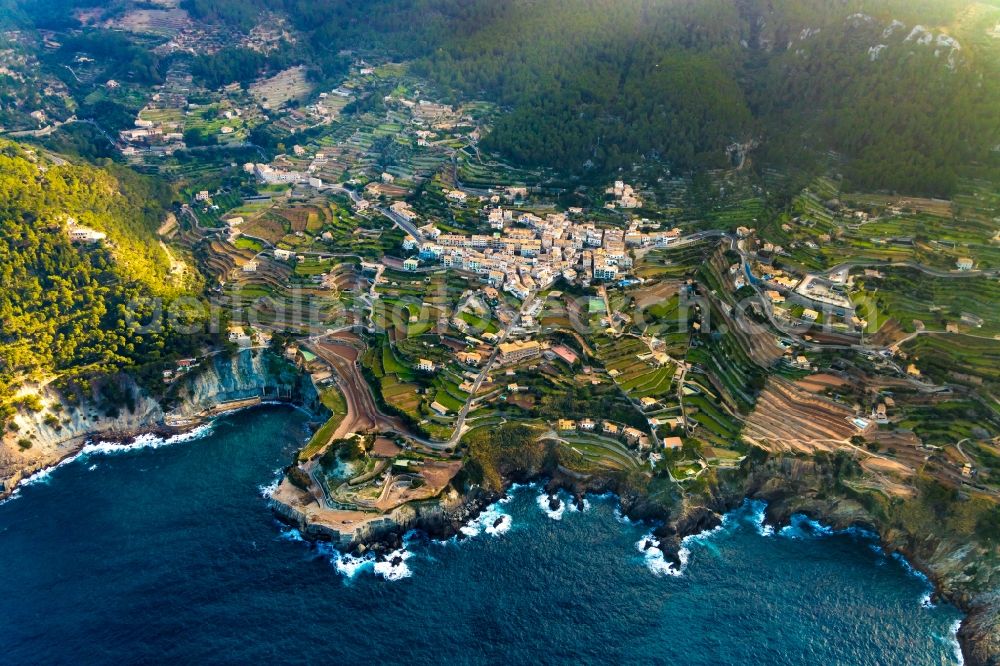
[399,201,682,293]
[555,417,653,450]
[246,163,324,189]
[119,116,185,154]
[605,181,643,209]
[382,95,467,132]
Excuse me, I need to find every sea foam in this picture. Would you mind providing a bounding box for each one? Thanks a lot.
[778,514,835,539]
[636,532,687,577]
[745,499,774,536]
[372,547,413,581]
[12,424,214,498]
[331,550,376,579]
[322,532,418,582]
[277,527,305,542]
[459,500,513,538]
[949,619,965,665]
[258,467,285,498]
[536,490,566,520]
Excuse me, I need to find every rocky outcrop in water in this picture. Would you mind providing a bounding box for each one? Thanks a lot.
[272,424,999,664]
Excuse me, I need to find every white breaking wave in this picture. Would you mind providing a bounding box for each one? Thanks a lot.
[636,513,732,578]
[891,551,940,609]
[372,547,413,581]
[12,424,214,497]
[258,467,285,498]
[322,531,418,582]
[536,491,566,520]
[745,499,774,536]
[778,514,834,539]
[636,532,687,577]
[949,619,965,666]
[891,551,930,583]
[485,513,512,536]
[683,520,728,549]
[277,527,305,542]
[331,549,375,579]
[499,482,528,503]
[613,505,639,526]
[637,500,793,578]
[459,503,512,538]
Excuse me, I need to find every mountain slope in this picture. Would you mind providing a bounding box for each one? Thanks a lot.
[0,142,209,428]
[265,0,1000,194]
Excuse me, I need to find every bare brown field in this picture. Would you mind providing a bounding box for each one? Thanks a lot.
[869,318,907,348]
[795,373,849,393]
[242,215,288,244]
[251,66,313,109]
[744,377,860,453]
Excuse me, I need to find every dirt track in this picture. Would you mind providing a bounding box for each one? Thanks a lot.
[308,337,408,439]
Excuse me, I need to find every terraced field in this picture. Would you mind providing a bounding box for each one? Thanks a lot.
[556,434,642,472]
[762,176,1000,271]
[852,268,1000,336]
[635,240,714,280]
[903,333,1000,391]
[896,398,1000,449]
[456,149,543,189]
[597,337,677,402]
[362,332,471,425]
[744,377,859,454]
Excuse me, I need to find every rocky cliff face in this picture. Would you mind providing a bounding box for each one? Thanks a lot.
[649,455,1000,666]
[1,350,320,498]
[165,350,323,419]
[274,429,999,664]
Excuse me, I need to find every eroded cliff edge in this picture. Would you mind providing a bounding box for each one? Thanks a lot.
[274,433,1000,665]
[0,350,323,499]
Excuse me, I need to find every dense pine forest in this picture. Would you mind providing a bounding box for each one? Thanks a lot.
[0,142,213,427]
[191,0,1000,196]
[8,0,1000,195]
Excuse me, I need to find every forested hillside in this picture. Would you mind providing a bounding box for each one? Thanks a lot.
[276,0,1000,195]
[10,0,999,194]
[405,0,1000,194]
[0,142,211,427]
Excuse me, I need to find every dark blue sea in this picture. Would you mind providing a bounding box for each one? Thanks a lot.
[0,407,964,664]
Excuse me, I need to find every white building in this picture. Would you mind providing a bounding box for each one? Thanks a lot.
[68,226,107,243]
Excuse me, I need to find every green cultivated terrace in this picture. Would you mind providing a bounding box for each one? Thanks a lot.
[0,0,999,663]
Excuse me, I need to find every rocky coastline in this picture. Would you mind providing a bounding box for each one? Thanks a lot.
[4,350,994,663]
[0,350,324,502]
[275,451,999,666]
